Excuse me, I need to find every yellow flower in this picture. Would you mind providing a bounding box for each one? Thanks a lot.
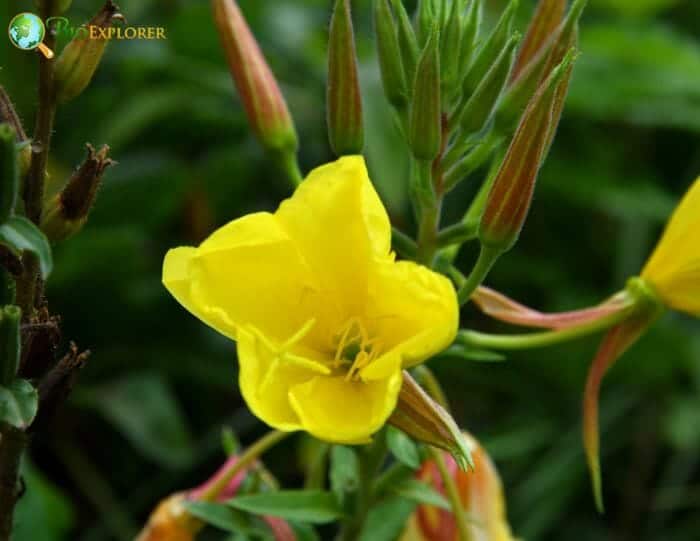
[400,433,516,541]
[642,177,700,316]
[162,156,458,443]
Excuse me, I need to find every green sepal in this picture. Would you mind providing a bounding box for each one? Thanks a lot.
[409,27,442,162]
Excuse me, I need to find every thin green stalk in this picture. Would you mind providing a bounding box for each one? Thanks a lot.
[436,222,478,248]
[431,447,472,541]
[458,307,634,351]
[276,150,303,188]
[392,227,418,259]
[456,244,502,305]
[201,430,290,501]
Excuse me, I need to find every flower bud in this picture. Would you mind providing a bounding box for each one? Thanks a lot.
[439,0,464,96]
[461,0,518,96]
[479,50,575,253]
[41,144,114,242]
[0,305,21,385]
[0,124,19,223]
[374,0,408,111]
[389,371,473,471]
[416,0,435,46]
[135,493,202,541]
[53,1,124,104]
[457,0,482,78]
[409,27,442,162]
[399,432,516,541]
[511,0,566,82]
[327,0,364,156]
[390,0,420,89]
[456,32,520,136]
[212,0,298,155]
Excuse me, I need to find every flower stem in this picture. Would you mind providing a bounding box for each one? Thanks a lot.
[431,447,472,541]
[199,430,290,502]
[457,307,634,351]
[456,244,502,305]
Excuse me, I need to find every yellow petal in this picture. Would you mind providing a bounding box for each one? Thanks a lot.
[288,369,403,443]
[642,177,700,315]
[275,156,392,326]
[163,212,320,342]
[360,260,459,381]
[237,326,331,431]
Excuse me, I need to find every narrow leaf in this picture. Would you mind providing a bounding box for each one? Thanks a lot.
[0,379,38,429]
[227,491,343,524]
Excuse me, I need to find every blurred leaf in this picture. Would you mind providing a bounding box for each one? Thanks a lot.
[663,396,700,450]
[570,23,700,131]
[439,344,507,362]
[0,217,53,279]
[592,0,682,18]
[358,495,416,541]
[0,379,38,429]
[387,427,421,469]
[390,479,451,510]
[13,461,74,541]
[183,500,268,536]
[329,445,359,499]
[76,371,194,468]
[228,490,344,524]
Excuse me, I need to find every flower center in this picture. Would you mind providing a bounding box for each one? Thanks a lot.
[332,318,381,381]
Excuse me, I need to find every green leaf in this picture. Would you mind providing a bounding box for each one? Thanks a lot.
[227,491,344,524]
[0,217,53,279]
[391,479,451,510]
[358,496,416,541]
[387,427,421,469]
[0,379,38,429]
[183,500,265,535]
[330,445,359,498]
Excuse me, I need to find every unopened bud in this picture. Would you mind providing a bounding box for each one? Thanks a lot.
[327,0,364,156]
[440,0,464,96]
[457,33,520,135]
[416,0,434,45]
[41,144,114,242]
[400,432,516,541]
[54,1,123,104]
[374,0,408,111]
[390,0,420,90]
[462,0,518,96]
[212,0,298,155]
[458,0,482,78]
[0,124,19,223]
[511,0,566,82]
[479,51,575,252]
[135,493,202,541]
[389,371,473,470]
[0,305,21,385]
[409,27,442,162]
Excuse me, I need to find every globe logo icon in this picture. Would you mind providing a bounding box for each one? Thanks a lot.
[8,13,54,58]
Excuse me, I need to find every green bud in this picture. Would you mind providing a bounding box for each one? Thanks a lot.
[458,0,482,77]
[416,0,434,45]
[462,0,518,96]
[54,1,123,104]
[373,0,408,111]
[440,0,464,97]
[0,305,21,386]
[327,0,364,156]
[41,144,114,242]
[511,0,566,82]
[457,33,520,135]
[409,27,442,162]
[390,0,420,89]
[0,125,18,224]
[479,50,575,252]
[543,0,587,77]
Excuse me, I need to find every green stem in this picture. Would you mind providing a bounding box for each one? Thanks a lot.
[0,425,27,541]
[456,244,502,305]
[431,447,472,541]
[392,227,418,259]
[436,222,478,249]
[276,149,303,189]
[200,430,290,502]
[457,307,634,351]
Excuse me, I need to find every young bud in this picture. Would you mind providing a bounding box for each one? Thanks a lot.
[409,28,442,162]
[212,0,298,156]
[135,493,202,541]
[390,0,420,89]
[41,144,114,242]
[456,33,520,136]
[439,0,464,96]
[327,0,364,156]
[389,371,473,470]
[0,124,19,223]
[0,305,21,386]
[416,0,434,46]
[458,0,482,77]
[373,0,408,111]
[462,0,518,96]
[479,51,575,252]
[511,0,566,82]
[53,1,124,104]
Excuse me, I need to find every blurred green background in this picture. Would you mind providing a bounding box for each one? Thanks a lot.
[1,0,700,539]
